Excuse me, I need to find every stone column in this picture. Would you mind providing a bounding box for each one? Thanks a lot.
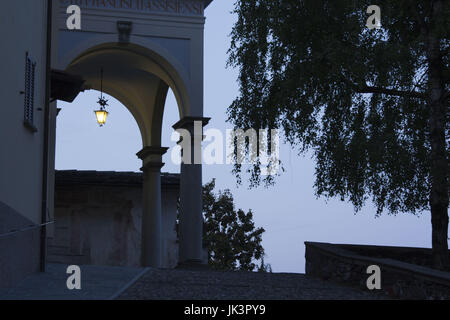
[136,146,168,268]
[173,117,210,265]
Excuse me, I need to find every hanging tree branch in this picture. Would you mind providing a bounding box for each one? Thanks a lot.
[355,85,428,99]
[343,75,428,100]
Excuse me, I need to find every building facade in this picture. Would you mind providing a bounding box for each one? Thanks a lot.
[0,0,213,288]
[0,0,59,288]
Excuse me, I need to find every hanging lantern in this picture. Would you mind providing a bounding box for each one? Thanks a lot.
[94,67,109,127]
[94,105,108,126]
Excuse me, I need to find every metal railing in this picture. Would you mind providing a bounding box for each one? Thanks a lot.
[0,221,54,239]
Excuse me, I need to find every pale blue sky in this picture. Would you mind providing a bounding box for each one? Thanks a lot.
[56,1,432,273]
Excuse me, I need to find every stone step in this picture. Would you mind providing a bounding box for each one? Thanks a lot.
[47,254,90,265]
[47,245,71,256]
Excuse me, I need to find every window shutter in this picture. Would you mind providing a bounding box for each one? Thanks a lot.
[24,52,36,131]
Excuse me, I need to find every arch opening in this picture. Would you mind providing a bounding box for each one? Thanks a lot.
[62,42,191,147]
[55,90,142,172]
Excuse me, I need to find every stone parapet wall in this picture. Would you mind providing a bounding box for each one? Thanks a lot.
[305,242,450,300]
[50,170,180,268]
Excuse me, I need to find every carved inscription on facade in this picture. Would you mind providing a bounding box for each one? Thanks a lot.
[59,0,204,16]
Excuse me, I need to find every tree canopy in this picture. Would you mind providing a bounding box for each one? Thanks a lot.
[227,0,449,268]
[202,179,267,271]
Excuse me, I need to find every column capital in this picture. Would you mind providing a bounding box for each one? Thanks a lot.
[136,146,169,160]
[137,146,169,172]
[172,116,211,130]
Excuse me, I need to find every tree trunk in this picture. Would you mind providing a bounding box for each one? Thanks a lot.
[428,0,449,270]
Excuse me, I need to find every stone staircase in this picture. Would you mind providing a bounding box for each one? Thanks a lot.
[46,227,90,265]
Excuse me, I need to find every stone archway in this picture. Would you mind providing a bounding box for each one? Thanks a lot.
[63,43,188,146]
[56,0,213,267]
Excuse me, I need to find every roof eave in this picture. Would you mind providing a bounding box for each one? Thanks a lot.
[204,0,213,8]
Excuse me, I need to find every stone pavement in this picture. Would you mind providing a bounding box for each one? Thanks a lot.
[117,267,387,300]
[0,263,387,300]
[0,263,146,300]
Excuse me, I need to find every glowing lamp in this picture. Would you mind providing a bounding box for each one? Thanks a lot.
[94,67,109,127]
[94,107,108,126]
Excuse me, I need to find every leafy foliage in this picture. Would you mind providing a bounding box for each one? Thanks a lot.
[203,179,266,271]
[227,0,449,216]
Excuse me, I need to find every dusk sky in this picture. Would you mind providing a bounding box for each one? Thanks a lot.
[55,0,433,273]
